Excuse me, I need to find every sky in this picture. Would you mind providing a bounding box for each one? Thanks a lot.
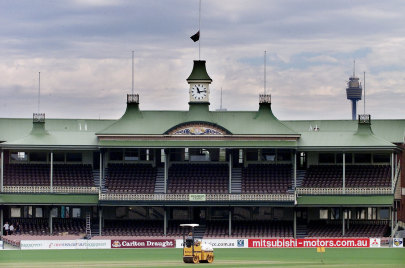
[0,0,404,120]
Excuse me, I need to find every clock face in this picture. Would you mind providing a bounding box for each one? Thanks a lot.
[191,84,208,100]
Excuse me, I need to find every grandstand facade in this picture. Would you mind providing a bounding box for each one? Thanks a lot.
[0,60,404,243]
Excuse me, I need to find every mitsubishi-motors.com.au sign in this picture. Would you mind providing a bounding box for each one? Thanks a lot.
[248,238,371,248]
[111,239,175,249]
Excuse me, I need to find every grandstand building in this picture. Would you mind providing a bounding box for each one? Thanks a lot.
[0,60,404,243]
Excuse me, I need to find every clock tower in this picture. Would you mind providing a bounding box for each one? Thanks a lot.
[187,60,212,104]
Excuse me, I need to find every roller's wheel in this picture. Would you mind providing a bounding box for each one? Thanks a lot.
[193,255,199,264]
[183,257,193,263]
[207,254,214,263]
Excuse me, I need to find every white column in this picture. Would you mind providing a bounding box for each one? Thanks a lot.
[99,152,102,194]
[0,207,3,238]
[342,208,345,236]
[293,152,297,190]
[164,150,168,194]
[164,208,167,236]
[391,207,394,236]
[99,207,102,236]
[49,207,53,235]
[0,150,3,192]
[293,208,297,239]
[228,208,232,236]
[391,153,395,192]
[229,154,232,194]
[343,153,346,194]
[50,152,53,193]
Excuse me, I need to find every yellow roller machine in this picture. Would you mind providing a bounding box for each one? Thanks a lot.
[180,224,214,264]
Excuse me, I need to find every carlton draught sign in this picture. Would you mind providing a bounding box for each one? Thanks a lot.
[111,239,175,249]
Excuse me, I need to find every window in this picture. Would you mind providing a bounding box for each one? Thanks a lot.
[239,149,243,163]
[331,208,340,220]
[219,148,226,162]
[29,152,47,162]
[379,208,389,220]
[368,207,377,220]
[125,150,139,161]
[10,152,28,161]
[319,153,335,163]
[10,208,21,218]
[184,148,189,161]
[51,207,58,218]
[336,153,352,164]
[373,154,390,163]
[35,208,43,218]
[319,209,328,219]
[246,150,258,161]
[66,153,82,162]
[190,149,210,161]
[277,150,291,161]
[72,208,81,218]
[53,152,65,162]
[109,151,123,161]
[354,153,371,163]
[261,149,275,161]
[161,149,166,163]
[140,149,148,161]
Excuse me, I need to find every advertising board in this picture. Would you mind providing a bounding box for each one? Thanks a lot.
[111,239,175,249]
[248,238,370,248]
[20,240,111,250]
[392,238,403,248]
[0,241,3,250]
[176,239,247,248]
[369,238,381,248]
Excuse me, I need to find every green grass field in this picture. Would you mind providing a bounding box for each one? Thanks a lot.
[0,248,404,268]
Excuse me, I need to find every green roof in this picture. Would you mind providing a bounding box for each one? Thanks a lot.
[0,194,99,205]
[297,132,395,150]
[97,103,299,136]
[283,119,405,144]
[297,195,394,206]
[186,60,212,81]
[0,112,404,149]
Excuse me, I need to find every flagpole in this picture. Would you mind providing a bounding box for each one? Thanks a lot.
[132,50,134,95]
[264,51,267,95]
[199,0,201,60]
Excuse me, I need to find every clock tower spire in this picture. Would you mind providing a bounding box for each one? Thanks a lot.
[187,60,212,104]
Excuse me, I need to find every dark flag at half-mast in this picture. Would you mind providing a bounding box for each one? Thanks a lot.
[190,31,200,42]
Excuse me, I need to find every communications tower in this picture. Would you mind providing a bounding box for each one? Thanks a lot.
[346,62,362,120]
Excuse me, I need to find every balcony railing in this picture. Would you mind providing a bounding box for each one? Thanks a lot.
[99,193,295,202]
[2,186,99,194]
[296,187,392,195]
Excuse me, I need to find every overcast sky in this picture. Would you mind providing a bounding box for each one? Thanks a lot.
[0,0,404,120]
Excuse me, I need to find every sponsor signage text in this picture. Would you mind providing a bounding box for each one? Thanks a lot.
[111,239,175,249]
[189,194,206,201]
[248,238,371,248]
[20,240,111,250]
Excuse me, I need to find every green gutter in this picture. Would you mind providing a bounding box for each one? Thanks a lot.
[297,195,394,206]
[0,194,99,205]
